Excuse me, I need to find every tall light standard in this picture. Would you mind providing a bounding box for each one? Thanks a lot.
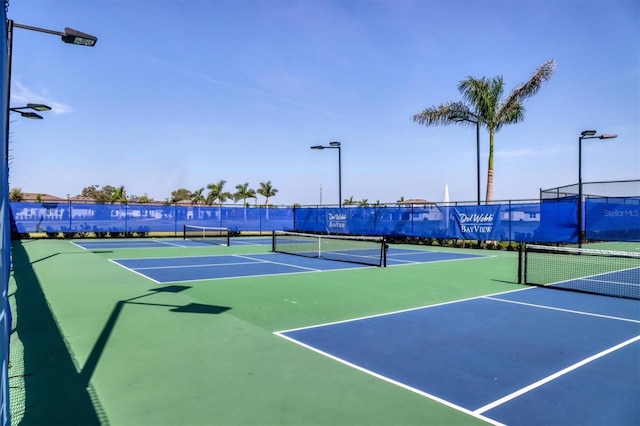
[311,141,342,207]
[450,115,481,205]
[578,130,617,247]
[5,20,98,160]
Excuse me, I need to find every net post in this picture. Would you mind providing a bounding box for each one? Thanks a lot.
[225,229,231,246]
[182,224,186,240]
[271,230,276,252]
[382,238,387,267]
[517,243,523,284]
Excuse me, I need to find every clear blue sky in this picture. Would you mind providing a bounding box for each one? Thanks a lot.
[7,0,639,205]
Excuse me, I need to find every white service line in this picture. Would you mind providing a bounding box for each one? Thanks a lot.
[474,334,640,414]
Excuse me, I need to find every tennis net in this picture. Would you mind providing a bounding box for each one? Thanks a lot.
[183,225,230,246]
[272,231,387,267]
[519,244,640,299]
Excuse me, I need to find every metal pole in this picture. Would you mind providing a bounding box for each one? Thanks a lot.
[6,20,14,165]
[578,136,583,247]
[337,145,342,208]
[476,120,480,205]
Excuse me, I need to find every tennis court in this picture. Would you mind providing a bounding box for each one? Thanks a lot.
[110,248,488,283]
[8,237,640,425]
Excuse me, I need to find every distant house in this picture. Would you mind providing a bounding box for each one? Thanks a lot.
[21,193,66,203]
[396,198,442,221]
[396,198,436,207]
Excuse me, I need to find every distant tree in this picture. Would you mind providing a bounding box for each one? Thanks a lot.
[129,194,153,203]
[81,184,118,203]
[110,185,127,204]
[396,196,405,204]
[35,193,42,203]
[233,182,256,221]
[257,181,278,206]
[190,188,205,205]
[412,59,556,202]
[206,180,232,205]
[233,182,257,207]
[9,187,24,202]
[170,188,192,203]
[81,184,101,200]
[358,199,369,207]
[343,196,355,206]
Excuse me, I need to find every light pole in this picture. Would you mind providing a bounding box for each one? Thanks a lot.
[450,115,481,205]
[67,193,72,231]
[311,141,342,207]
[5,20,98,160]
[578,130,617,247]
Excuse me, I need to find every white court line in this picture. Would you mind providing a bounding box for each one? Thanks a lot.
[127,260,267,271]
[388,254,495,267]
[233,254,325,272]
[276,287,531,334]
[108,258,161,283]
[484,295,640,324]
[154,240,190,247]
[474,334,640,415]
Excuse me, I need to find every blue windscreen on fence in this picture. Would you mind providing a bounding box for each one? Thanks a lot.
[293,200,579,243]
[586,197,640,242]
[10,203,293,235]
[1,9,10,425]
[9,197,640,243]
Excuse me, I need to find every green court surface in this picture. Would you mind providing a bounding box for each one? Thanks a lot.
[9,238,519,425]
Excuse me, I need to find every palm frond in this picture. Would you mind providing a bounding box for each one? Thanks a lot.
[411,101,470,126]
[497,59,555,123]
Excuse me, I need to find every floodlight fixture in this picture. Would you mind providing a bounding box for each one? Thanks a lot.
[10,103,51,120]
[599,134,618,139]
[5,19,97,162]
[26,104,52,112]
[12,22,98,47]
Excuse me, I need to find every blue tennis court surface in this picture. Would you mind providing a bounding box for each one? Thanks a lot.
[111,248,488,283]
[276,287,640,425]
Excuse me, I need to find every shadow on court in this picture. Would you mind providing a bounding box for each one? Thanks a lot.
[11,241,230,425]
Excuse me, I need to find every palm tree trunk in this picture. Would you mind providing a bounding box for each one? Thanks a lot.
[265,197,269,220]
[485,130,495,203]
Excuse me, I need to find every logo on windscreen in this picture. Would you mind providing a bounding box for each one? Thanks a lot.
[459,213,495,233]
[328,213,347,228]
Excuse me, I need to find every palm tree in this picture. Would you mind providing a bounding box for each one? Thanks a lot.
[190,188,205,205]
[9,187,24,202]
[396,196,405,205]
[206,180,232,220]
[110,185,127,204]
[412,59,555,202]
[206,180,232,205]
[190,188,205,219]
[358,199,369,207]
[257,181,278,220]
[343,196,356,206]
[233,182,257,220]
[257,181,278,206]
